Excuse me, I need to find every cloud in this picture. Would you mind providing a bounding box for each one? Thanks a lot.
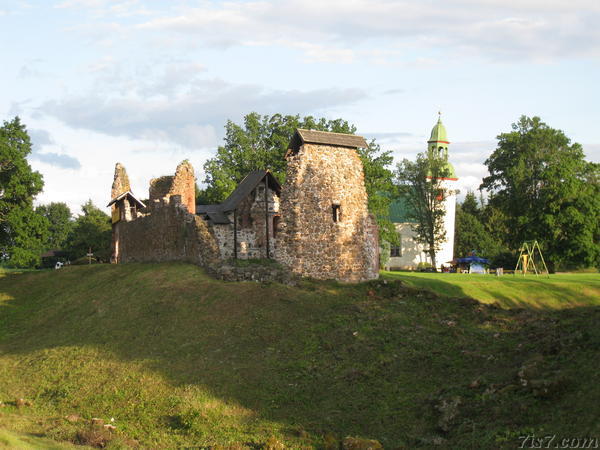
[32,152,81,169]
[28,128,81,169]
[55,0,151,18]
[29,129,54,150]
[128,0,600,63]
[17,59,48,79]
[37,79,368,149]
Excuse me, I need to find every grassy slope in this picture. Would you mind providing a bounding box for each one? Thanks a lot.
[0,429,83,449]
[0,263,598,448]
[382,272,600,309]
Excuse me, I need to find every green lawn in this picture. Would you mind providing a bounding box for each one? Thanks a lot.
[0,264,599,448]
[0,429,84,449]
[382,271,600,309]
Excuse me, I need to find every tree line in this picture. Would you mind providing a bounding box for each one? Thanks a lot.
[1,113,598,271]
[0,117,111,268]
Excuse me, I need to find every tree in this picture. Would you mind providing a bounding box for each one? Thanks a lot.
[36,202,73,250]
[201,112,397,243]
[395,152,451,269]
[0,117,48,267]
[67,200,112,262]
[454,192,507,263]
[481,116,600,270]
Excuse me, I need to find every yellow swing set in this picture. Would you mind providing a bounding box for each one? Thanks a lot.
[514,240,549,277]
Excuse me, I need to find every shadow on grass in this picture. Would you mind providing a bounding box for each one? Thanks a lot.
[0,264,599,448]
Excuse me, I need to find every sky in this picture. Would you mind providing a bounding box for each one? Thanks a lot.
[2,0,599,214]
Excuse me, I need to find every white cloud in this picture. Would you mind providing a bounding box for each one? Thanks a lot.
[28,129,81,169]
[37,78,368,149]
[127,0,600,63]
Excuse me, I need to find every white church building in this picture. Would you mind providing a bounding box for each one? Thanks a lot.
[386,115,458,270]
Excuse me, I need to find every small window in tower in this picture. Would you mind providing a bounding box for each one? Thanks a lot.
[332,204,341,222]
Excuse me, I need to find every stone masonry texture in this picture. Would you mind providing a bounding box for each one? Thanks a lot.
[275,143,379,282]
[149,160,196,214]
[117,196,219,265]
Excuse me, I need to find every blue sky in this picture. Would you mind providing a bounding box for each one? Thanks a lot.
[2,0,599,213]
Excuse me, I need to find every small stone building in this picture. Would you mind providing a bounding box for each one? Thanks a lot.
[197,170,281,260]
[275,129,379,282]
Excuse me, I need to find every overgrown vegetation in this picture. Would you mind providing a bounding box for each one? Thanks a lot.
[1,263,598,448]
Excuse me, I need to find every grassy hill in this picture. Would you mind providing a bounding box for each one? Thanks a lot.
[0,264,599,448]
[382,272,600,309]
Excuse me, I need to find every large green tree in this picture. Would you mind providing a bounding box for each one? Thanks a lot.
[395,152,451,269]
[481,116,600,270]
[67,200,112,262]
[201,112,396,243]
[454,191,509,264]
[36,202,74,250]
[0,117,49,267]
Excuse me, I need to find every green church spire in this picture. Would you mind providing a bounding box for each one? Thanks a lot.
[427,112,456,179]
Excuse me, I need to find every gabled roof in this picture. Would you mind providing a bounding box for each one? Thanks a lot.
[106,190,146,209]
[196,170,281,224]
[221,170,281,212]
[287,129,368,156]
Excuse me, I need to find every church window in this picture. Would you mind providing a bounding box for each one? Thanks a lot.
[390,233,402,257]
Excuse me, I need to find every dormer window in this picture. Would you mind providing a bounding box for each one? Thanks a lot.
[332,203,341,222]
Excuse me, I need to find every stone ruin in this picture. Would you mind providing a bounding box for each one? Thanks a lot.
[108,129,379,282]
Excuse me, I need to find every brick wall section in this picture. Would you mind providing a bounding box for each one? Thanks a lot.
[117,196,220,265]
[275,143,379,282]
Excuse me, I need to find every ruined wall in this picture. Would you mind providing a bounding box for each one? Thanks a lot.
[276,143,379,282]
[210,187,280,260]
[111,163,131,200]
[149,160,196,214]
[117,196,219,265]
[111,163,131,263]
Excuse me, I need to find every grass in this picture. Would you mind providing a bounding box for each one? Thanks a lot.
[0,428,83,449]
[382,271,600,309]
[0,263,599,448]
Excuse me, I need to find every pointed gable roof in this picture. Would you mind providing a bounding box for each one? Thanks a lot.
[196,170,281,224]
[106,190,146,209]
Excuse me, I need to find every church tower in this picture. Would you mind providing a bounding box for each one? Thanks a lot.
[428,113,458,267]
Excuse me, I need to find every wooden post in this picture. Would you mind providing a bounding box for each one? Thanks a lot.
[264,176,270,259]
[233,208,238,260]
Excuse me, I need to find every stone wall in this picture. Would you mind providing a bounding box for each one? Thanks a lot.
[149,160,196,214]
[210,186,280,260]
[117,196,220,265]
[275,143,379,282]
